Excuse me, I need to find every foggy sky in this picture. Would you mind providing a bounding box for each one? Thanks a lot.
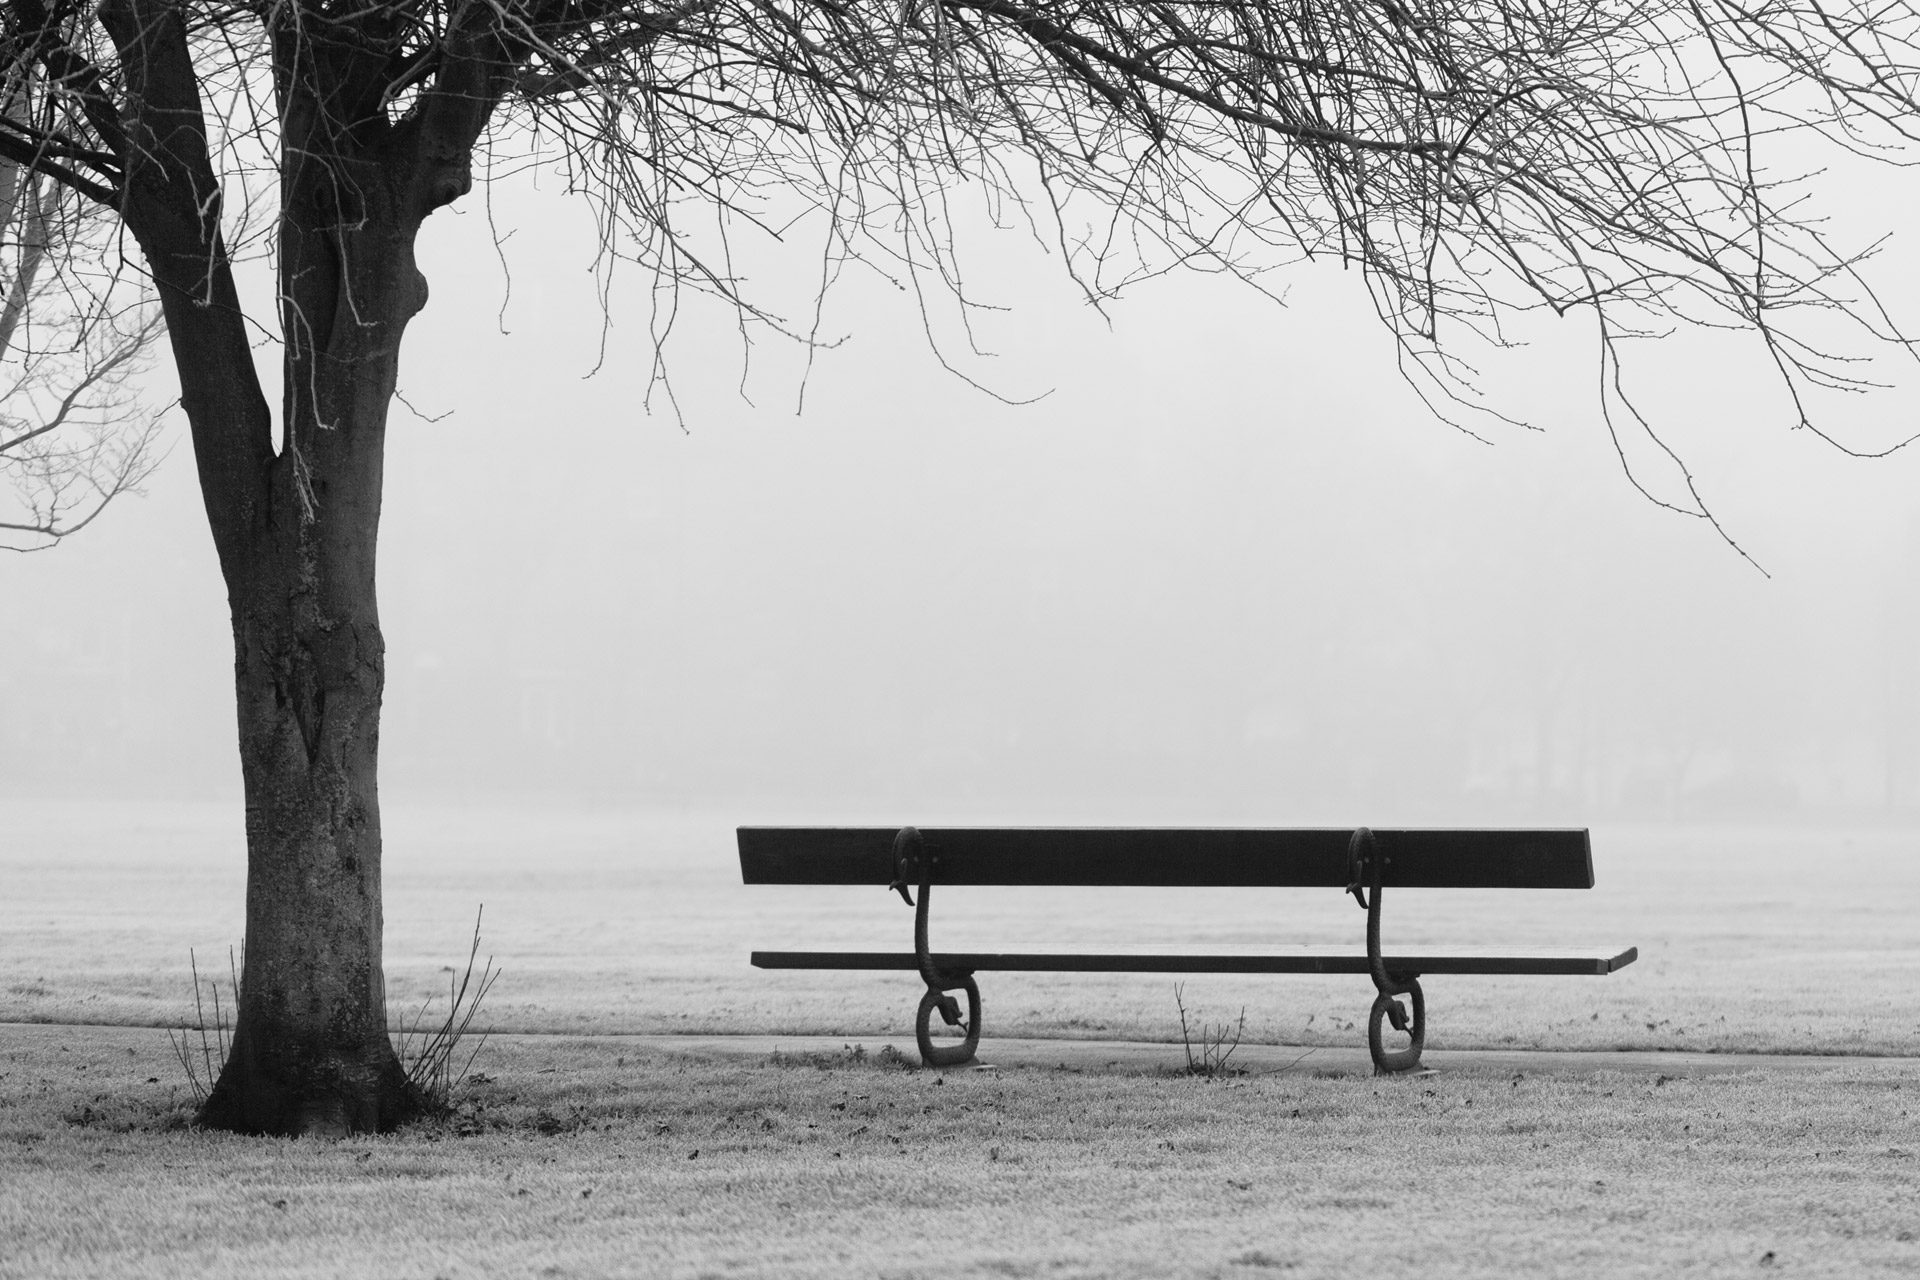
[6,168,1920,826]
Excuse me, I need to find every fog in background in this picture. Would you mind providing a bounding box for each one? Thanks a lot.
[6,168,1920,827]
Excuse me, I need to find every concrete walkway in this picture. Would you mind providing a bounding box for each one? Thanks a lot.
[7,1022,1917,1077]
[522,1032,1920,1078]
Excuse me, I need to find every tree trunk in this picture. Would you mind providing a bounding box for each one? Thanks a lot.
[196,142,436,1137]
[94,0,499,1135]
[198,560,419,1135]
[196,450,418,1134]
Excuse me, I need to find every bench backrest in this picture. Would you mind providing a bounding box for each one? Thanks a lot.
[738,827,1593,889]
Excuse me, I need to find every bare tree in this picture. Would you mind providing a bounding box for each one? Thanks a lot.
[2,0,1918,1133]
[0,110,164,551]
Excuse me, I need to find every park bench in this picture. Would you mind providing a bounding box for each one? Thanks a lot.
[739,826,1636,1073]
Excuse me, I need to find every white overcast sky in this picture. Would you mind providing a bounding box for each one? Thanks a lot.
[6,154,1920,826]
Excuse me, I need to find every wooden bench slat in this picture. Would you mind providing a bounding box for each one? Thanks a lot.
[738,827,1593,889]
[751,945,1638,977]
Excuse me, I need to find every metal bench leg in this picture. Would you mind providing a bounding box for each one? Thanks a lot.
[893,827,981,1068]
[916,974,981,1067]
[1367,977,1425,1073]
[1349,827,1426,1073]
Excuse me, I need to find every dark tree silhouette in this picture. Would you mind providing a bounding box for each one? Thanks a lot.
[3,0,1917,1132]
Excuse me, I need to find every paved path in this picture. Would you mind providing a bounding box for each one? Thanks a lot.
[596,1032,1920,1076]
[7,1022,1917,1077]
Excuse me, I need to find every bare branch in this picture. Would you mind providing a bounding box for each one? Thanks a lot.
[0,127,167,550]
[5,0,1920,558]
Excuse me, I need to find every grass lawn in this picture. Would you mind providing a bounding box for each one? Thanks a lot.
[3,800,1917,1056]
[2,1024,1917,1279]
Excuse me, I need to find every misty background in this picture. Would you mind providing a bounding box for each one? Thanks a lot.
[6,169,1920,827]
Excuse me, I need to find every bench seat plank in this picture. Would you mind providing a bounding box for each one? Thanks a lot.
[752,944,1638,977]
[738,826,1592,889]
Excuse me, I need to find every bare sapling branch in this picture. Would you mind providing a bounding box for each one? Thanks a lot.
[392,907,500,1110]
[1175,983,1247,1077]
[166,946,239,1107]
[0,102,165,551]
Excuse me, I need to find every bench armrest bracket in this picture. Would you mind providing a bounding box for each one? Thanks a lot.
[1352,827,1426,1072]
[894,827,981,1067]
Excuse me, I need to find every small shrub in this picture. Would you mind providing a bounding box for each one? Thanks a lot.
[391,906,499,1110]
[166,947,239,1106]
[1174,983,1246,1077]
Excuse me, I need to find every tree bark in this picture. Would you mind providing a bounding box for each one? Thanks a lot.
[83,0,508,1135]
[200,558,418,1134]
